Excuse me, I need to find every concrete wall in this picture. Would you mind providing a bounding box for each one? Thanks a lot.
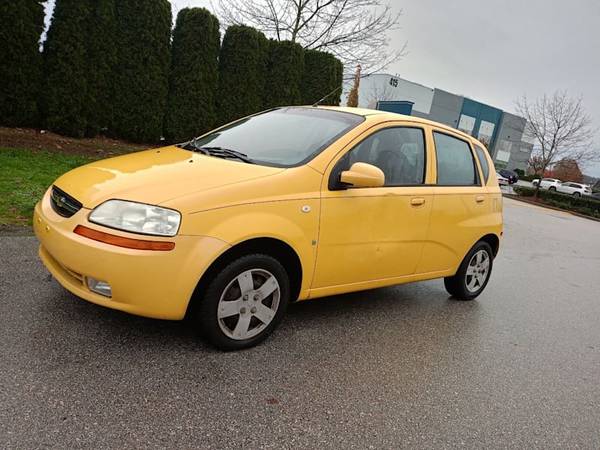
[425,89,464,128]
[493,112,531,171]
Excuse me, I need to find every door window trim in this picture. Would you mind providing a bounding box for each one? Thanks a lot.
[432,130,482,187]
[328,125,429,191]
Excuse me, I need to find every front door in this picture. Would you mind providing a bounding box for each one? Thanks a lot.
[312,124,434,290]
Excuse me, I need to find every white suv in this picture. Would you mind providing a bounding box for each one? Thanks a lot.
[532,178,562,191]
[557,182,592,197]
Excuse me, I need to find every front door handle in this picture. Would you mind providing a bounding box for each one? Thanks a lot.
[475,195,485,203]
[410,197,425,206]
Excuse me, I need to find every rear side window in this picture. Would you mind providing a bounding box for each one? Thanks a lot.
[474,145,490,182]
[434,132,478,186]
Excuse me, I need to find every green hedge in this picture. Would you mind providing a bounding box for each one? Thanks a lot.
[217,25,269,126]
[113,0,172,142]
[42,0,92,137]
[164,8,220,142]
[301,49,343,105]
[0,1,44,128]
[512,185,600,218]
[264,40,305,108]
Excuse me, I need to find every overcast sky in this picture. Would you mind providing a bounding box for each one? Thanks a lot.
[44,0,600,175]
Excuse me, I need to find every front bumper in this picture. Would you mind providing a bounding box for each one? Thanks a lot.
[33,190,229,320]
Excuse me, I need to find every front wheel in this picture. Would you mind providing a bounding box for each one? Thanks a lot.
[444,241,493,301]
[195,254,290,350]
[549,186,556,192]
[573,192,581,198]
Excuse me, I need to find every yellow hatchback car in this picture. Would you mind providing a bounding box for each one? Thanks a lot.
[34,106,502,350]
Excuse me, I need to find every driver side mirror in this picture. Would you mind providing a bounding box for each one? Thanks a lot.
[340,162,385,188]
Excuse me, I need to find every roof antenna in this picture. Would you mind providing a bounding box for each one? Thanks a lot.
[312,86,343,107]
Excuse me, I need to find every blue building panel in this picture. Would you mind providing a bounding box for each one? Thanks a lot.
[376,100,414,116]
[459,99,503,148]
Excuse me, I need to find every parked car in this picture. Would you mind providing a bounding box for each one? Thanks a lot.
[496,172,509,186]
[498,169,518,184]
[557,182,592,197]
[33,106,503,350]
[532,178,562,191]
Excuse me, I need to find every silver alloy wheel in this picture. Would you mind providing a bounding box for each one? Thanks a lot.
[465,249,490,293]
[217,268,281,340]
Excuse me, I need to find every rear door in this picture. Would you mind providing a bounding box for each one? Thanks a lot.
[417,129,489,274]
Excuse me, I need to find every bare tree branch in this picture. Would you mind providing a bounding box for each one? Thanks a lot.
[213,0,405,75]
[516,91,598,194]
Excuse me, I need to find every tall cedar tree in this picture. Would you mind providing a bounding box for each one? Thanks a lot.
[263,40,304,108]
[217,25,268,125]
[85,0,118,136]
[42,0,92,137]
[164,8,220,142]
[301,50,343,106]
[0,1,44,127]
[114,0,172,142]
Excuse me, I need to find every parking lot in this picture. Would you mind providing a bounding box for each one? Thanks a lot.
[1,198,599,449]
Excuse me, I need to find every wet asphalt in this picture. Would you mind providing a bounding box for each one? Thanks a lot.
[1,198,599,449]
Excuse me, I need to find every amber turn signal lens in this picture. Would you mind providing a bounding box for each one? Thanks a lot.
[74,225,175,251]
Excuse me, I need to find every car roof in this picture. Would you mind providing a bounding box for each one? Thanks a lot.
[315,106,486,148]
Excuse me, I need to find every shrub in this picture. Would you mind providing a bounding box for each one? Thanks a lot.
[0,1,44,127]
[512,185,600,218]
[42,0,92,137]
[113,0,172,142]
[302,50,343,106]
[217,25,269,126]
[85,0,118,137]
[164,8,220,142]
[264,40,304,108]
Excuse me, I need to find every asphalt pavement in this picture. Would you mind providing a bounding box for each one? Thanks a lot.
[1,198,599,449]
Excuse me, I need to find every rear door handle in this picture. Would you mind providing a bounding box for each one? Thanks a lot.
[410,197,425,206]
[475,195,485,203]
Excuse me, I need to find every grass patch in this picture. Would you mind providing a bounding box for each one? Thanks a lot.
[0,148,97,226]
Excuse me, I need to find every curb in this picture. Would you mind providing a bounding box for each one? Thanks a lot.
[503,194,600,223]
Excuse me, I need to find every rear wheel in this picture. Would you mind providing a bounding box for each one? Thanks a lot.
[195,254,290,350]
[549,186,556,192]
[444,241,493,301]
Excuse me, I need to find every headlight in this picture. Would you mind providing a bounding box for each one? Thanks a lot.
[89,200,181,237]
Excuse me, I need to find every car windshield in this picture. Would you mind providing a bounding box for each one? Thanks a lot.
[189,107,364,167]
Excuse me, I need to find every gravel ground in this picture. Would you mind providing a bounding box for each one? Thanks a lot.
[1,198,599,449]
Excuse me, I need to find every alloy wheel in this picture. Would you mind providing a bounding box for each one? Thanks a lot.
[465,250,490,293]
[217,269,281,340]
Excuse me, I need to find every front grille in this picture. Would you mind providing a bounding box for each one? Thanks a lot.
[50,186,82,218]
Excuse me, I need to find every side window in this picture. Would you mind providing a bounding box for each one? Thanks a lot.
[434,132,479,186]
[474,145,490,183]
[334,127,426,187]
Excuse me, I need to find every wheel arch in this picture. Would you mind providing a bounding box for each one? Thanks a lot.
[479,233,500,257]
[186,237,303,317]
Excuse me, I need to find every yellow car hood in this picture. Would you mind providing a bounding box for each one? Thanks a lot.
[53,146,284,209]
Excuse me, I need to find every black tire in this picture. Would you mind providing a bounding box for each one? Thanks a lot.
[444,241,494,301]
[573,192,581,197]
[532,181,538,187]
[195,254,290,351]
[549,186,556,191]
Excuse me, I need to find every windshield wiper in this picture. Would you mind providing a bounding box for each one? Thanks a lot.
[180,140,254,164]
[181,138,210,155]
[199,146,254,164]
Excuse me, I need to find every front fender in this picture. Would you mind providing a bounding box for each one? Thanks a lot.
[181,199,321,296]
